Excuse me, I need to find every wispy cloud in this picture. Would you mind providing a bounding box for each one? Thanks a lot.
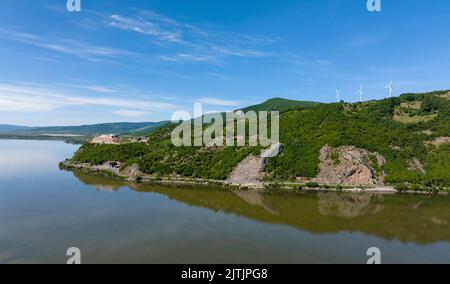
[113,109,150,117]
[109,14,183,43]
[3,9,275,66]
[157,53,225,65]
[0,83,178,113]
[31,56,58,63]
[60,84,118,94]
[197,98,240,107]
[104,11,273,64]
[0,27,133,61]
[207,72,234,80]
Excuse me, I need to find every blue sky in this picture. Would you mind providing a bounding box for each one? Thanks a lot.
[1,0,450,126]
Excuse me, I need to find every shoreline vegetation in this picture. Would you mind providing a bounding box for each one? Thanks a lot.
[59,161,448,195]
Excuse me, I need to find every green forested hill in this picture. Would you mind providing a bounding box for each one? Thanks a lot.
[241,98,320,113]
[68,91,450,190]
[267,91,450,187]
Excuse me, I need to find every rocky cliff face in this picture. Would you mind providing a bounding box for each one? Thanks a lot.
[313,146,386,186]
[228,155,263,185]
[228,145,387,186]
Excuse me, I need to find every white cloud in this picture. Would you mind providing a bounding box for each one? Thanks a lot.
[0,12,276,66]
[0,83,179,113]
[0,96,55,112]
[0,28,133,61]
[109,14,182,43]
[158,53,224,65]
[104,12,273,64]
[207,73,234,80]
[208,45,268,58]
[198,98,240,107]
[113,110,150,117]
[66,84,117,94]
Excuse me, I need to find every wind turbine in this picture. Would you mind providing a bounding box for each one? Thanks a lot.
[336,90,340,102]
[385,79,393,98]
[355,83,364,102]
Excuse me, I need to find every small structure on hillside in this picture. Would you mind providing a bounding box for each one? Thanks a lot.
[90,134,119,145]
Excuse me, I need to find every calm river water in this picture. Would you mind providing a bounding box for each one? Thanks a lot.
[0,139,449,264]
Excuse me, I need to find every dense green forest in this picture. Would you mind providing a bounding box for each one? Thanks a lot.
[267,92,450,188]
[69,92,450,190]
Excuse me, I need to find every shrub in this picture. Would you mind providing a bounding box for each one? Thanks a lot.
[395,184,409,192]
[306,182,320,188]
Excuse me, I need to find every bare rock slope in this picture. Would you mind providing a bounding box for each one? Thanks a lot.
[228,155,263,185]
[314,145,386,186]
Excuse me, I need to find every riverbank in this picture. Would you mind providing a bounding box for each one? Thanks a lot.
[60,161,448,195]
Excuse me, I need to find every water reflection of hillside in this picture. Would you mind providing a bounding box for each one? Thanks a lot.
[72,170,125,192]
[317,192,385,218]
[69,171,450,244]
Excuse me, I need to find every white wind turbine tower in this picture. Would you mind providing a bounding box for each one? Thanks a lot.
[336,90,340,102]
[385,79,393,98]
[355,83,364,102]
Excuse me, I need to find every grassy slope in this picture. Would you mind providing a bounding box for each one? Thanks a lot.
[69,93,450,189]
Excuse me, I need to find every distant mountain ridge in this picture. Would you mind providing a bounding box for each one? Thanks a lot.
[0,121,168,137]
[0,98,315,137]
[0,125,30,133]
